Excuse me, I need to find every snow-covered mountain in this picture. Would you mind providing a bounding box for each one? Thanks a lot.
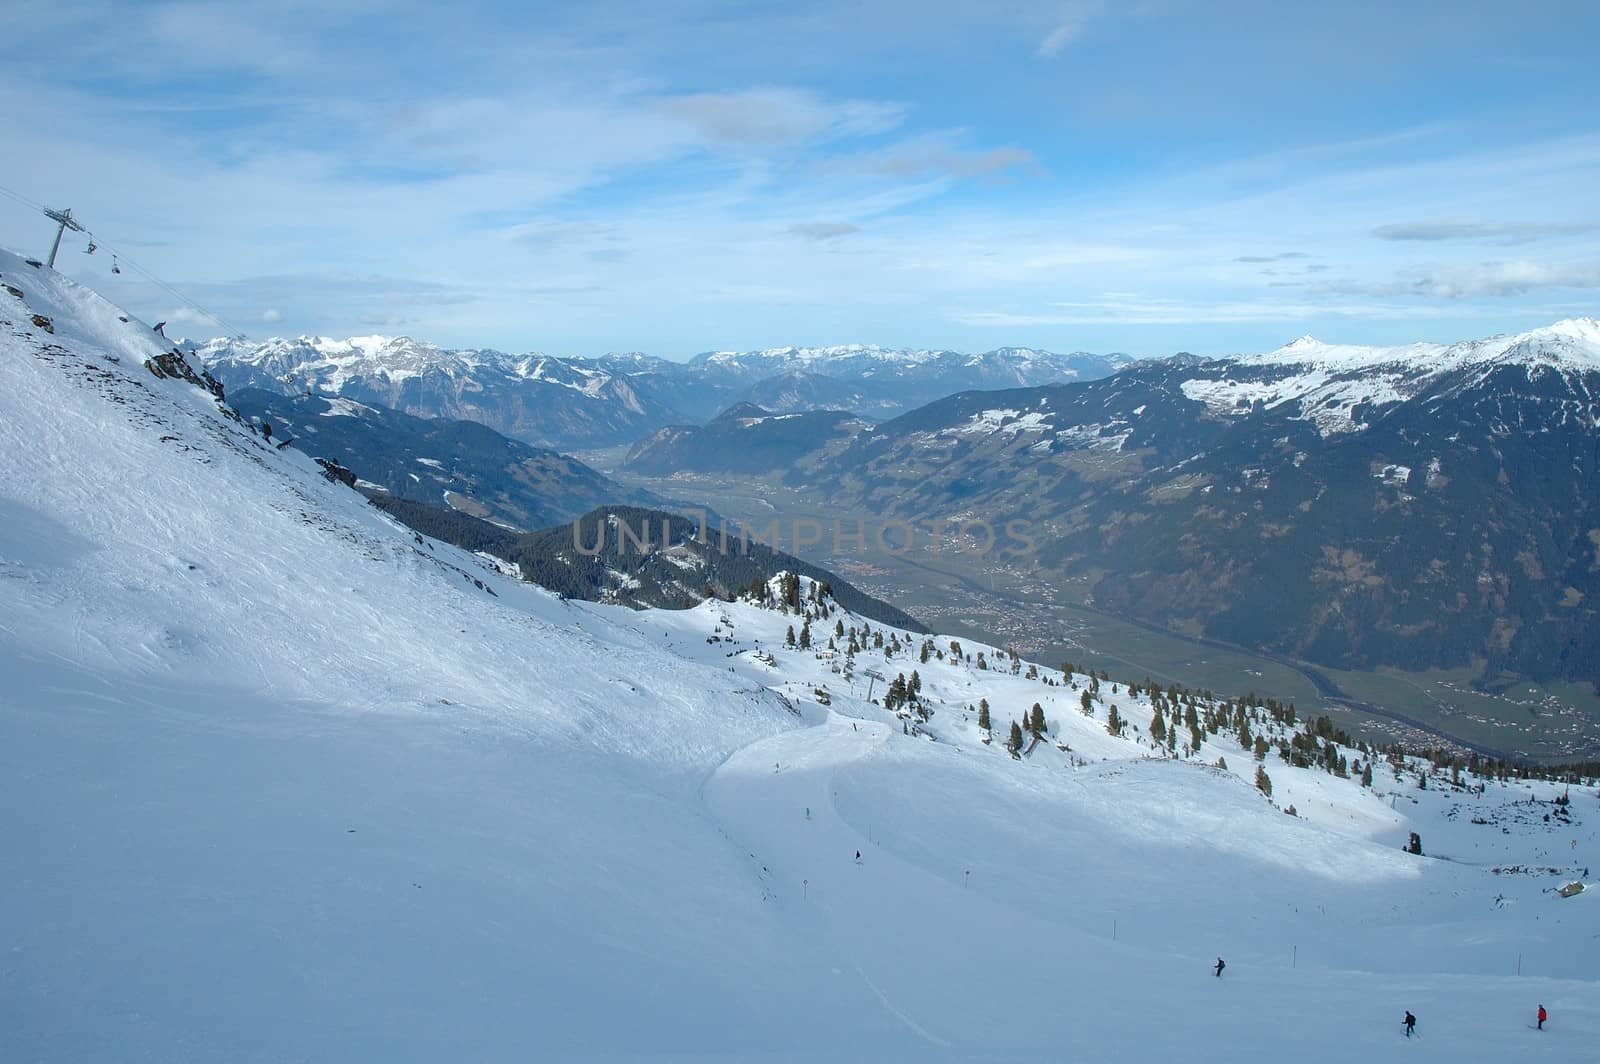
[196,334,1129,448]
[812,319,1600,692]
[692,342,1129,418]
[1179,318,1600,436]
[195,334,681,449]
[5,254,1600,1061]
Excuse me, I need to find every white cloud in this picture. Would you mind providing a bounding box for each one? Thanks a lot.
[1322,261,1600,299]
[655,89,904,146]
[1372,220,1600,244]
[788,223,861,240]
[1037,1,1104,57]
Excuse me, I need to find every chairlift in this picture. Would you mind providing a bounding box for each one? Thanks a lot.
[84,239,97,254]
[111,254,121,274]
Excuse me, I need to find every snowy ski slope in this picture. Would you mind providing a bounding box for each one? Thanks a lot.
[2,249,1597,1061]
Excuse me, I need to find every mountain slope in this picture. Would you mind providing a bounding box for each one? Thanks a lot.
[623,402,870,477]
[226,387,655,529]
[816,321,1600,689]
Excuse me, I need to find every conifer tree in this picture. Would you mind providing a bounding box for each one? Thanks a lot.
[1029,703,1046,736]
[799,620,811,649]
[1255,764,1272,797]
[785,625,796,647]
[1106,705,1122,736]
[1080,690,1094,715]
[1150,711,1167,745]
[977,700,991,732]
[1361,761,1373,788]
[1008,720,1024,754]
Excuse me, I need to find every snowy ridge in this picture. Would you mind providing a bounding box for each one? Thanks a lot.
[4,253,1600,1060]
[1175,318,1600,435]
[1248,318,1600,373]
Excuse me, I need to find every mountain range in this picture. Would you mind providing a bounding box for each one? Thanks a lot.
[195,335,1124,450]
[794,319,1600,688]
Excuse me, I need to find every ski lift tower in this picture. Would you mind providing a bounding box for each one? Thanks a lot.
[42,207,86,269]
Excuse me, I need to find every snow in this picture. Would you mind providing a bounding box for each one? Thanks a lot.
[320,395,375,418]
[4,250,1600,1061]
[1249,318,1600,375]
[1176,318,1600,436]
[949,408,1054,437]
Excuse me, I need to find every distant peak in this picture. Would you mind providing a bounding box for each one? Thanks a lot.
[713,401,771,422]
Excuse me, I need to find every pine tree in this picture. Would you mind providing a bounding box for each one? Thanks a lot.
[1029,703,1046,736]
[1361,761,1373,788]
[977,700,991,732]
[1008,720,1024,754]
[1080,690,1093,715]
[1255,764,1272,797]
[1106,705,1122,736]
[1150,711,1167,745]
[785,625,796,647]
[799,620,811,649]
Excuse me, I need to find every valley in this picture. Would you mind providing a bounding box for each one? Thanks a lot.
[590,458,1600,764]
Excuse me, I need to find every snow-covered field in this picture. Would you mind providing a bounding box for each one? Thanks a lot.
[3,250,1597,1061]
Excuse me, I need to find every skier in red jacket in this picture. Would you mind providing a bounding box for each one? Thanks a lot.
[1537,1005,1547,1030]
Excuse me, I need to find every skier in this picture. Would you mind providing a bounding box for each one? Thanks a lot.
[1403,1011,1416,1038]
[1537,1004,1547,1030]
[1213,957,1224,978]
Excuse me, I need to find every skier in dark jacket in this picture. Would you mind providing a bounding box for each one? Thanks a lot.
[1213,957,1224,977]
[1403,1011,1416,1037]
[1537,1004,1547,1030]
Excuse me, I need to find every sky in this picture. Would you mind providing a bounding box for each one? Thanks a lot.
[1,0,1598,359]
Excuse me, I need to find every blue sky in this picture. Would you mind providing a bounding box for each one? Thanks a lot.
[2,0,1597,358]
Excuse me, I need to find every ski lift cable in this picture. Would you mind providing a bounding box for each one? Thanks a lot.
[96,242,247,339]
[0,180,46,211]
